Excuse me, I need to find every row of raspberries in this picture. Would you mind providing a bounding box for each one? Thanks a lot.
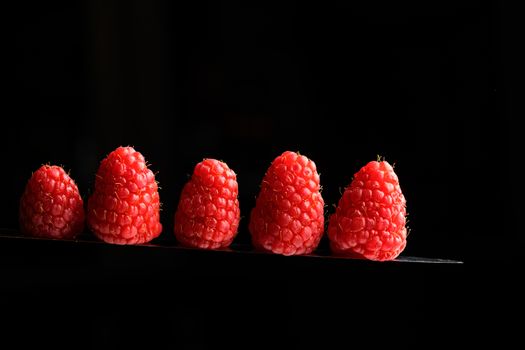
[19,147,408,261]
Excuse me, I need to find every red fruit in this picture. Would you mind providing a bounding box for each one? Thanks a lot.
[19,165,84,239]
[249,151,325,256]
[87,146,162,245]
[174,159,240,249]
[328,160,407,261]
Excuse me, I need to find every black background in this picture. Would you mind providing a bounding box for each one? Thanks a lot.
[0,0,519,348]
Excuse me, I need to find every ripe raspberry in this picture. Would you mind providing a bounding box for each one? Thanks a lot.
[328,160,407,261]
[19,165,84,239]
[249,151,325,256]
[174,159,240,249]
[87,146,162,245]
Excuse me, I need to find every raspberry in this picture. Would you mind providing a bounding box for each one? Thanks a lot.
[328,160,407,261]
[19,165,84,239]
[87,146,162,245]
[249,151,325,255]
[174,159,240,249]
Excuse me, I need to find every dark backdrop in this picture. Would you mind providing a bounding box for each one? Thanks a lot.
[1,0,518,348]
[2,0,516,261]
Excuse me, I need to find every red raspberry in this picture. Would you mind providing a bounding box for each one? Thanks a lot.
[174,159,240,249]
[87,146,162,245]
[19,165,84,239]
[249,151,325,255]
[328,160,407,261]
